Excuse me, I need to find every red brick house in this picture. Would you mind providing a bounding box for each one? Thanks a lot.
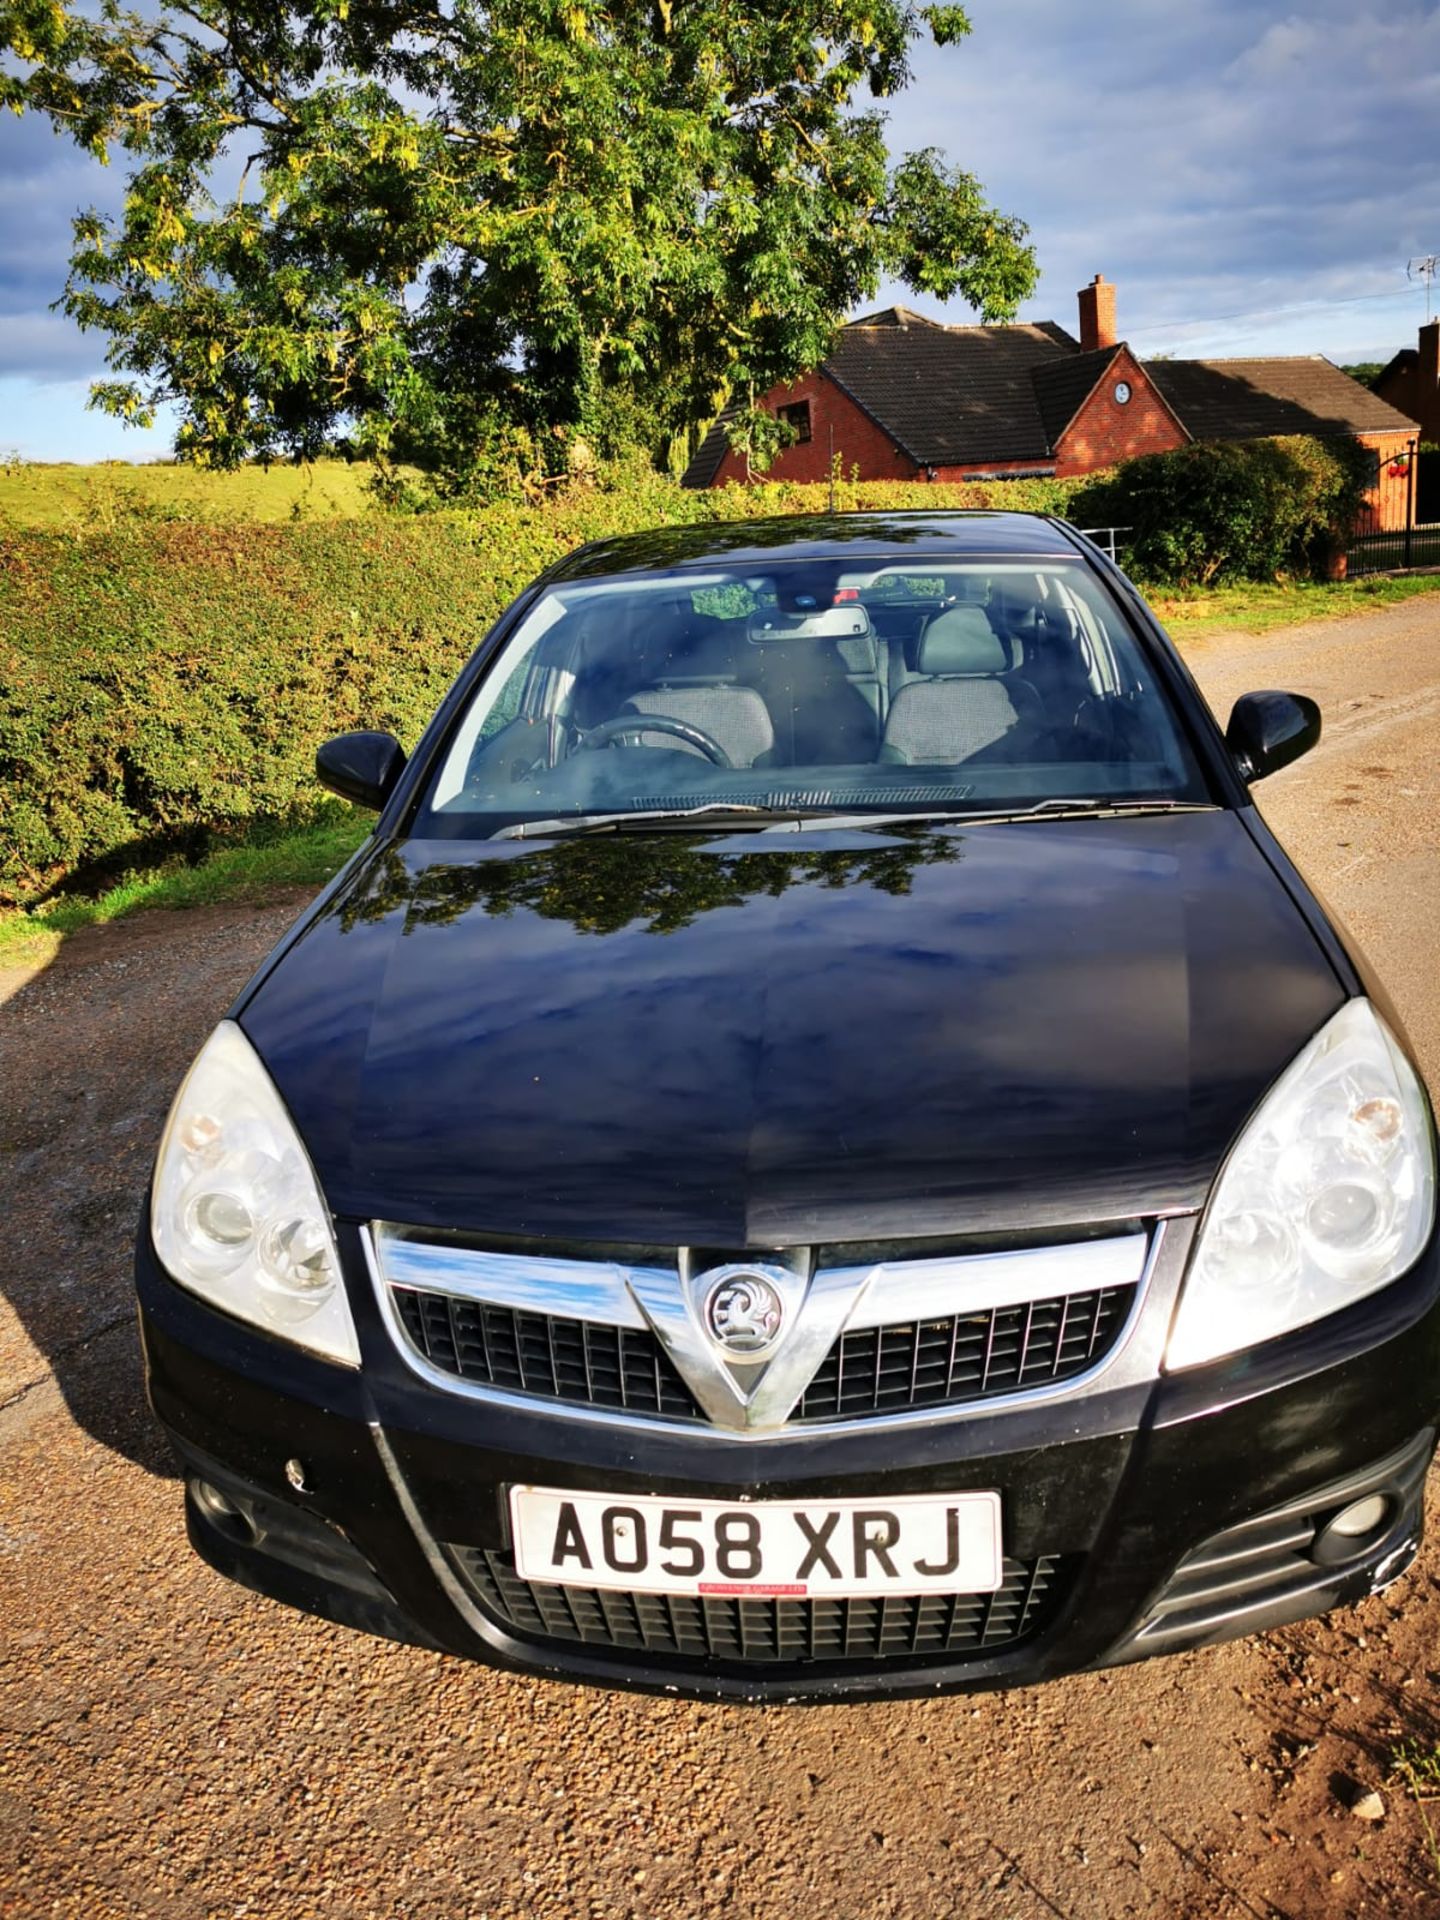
[685,275,1418,532]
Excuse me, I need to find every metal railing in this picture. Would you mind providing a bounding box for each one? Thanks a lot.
[1346,524,1440,577]
[1077,525,1133,563]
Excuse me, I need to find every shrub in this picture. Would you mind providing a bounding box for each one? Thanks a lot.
[1068,435,1374,586]
[0,465,1084,902]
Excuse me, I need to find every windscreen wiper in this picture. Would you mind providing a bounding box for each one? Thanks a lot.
[805,797,1220,830]
[494,796,1217,841]
[493,803,833,841]
[926,797,1217,826]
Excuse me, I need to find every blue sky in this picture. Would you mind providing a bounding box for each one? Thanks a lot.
[2,0,1439,461]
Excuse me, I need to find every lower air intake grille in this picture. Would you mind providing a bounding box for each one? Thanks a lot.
[446,1548,1068,1666]
[391,1283,1137,1426]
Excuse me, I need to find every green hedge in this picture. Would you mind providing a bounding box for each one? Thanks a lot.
[0,466,1081,902]
[1068,435,1373,586]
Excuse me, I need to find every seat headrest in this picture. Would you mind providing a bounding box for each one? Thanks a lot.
[917,606,1008,676]
[834,632,878,676]
[989,587,1045,631]
[651,630,744,681]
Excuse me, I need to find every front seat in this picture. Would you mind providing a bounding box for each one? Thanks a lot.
[879,606,1036,765]
[620,684,776,767]
[609,622,777,768]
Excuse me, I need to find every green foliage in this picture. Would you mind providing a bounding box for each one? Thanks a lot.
[721,406,799,481]
[0,466,1081,903]
[1,0,1036,493]
[1340,363,1385,390]
[1070,436,1375,586]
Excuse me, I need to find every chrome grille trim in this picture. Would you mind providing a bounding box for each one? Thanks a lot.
[371,1225,1147,1330]
[834,1235,1147,1328]
[365,1224,1162,1438]
[374,1232,655,1331]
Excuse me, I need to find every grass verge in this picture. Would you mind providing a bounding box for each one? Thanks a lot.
[0,812,369,971]
[1151,571,1440,638]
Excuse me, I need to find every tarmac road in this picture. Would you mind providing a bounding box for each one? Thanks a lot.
[4,594,1440,1920]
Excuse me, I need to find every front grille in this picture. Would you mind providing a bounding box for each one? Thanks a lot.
[447,1547,1068,1666]
[794,1286,1135,1420]
[392,1288,702,1419]
[391,1281,1137,1425]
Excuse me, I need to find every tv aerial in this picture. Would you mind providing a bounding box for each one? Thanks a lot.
[1408,256,1440,321]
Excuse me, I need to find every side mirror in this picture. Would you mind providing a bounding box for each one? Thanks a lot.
[315,731,406,810]
[1225,690,1321,784]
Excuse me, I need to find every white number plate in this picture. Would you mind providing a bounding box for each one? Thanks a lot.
[509,1486,1003,1598]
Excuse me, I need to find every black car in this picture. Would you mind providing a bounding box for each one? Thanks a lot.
[136,511,1438,1701]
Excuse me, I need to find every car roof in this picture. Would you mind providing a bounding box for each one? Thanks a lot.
[544,511,1087,582]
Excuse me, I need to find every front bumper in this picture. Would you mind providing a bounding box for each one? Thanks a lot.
[136,1220,1440,1702]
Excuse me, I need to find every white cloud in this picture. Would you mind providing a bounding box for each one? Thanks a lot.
[884,0,1440,361]
[1226,16,1319,80]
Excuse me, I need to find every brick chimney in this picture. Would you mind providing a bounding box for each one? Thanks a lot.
[1077,274,1117,354]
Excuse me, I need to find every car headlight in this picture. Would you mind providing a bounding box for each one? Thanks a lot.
[151,1021,359,1366]
[1167,998,1435,1369]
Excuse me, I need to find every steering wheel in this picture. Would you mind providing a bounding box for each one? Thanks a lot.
[574,714,733,768]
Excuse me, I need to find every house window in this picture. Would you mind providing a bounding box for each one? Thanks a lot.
[778,400,813,444]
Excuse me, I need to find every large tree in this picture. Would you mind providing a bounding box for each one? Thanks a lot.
[1,0,1036,487]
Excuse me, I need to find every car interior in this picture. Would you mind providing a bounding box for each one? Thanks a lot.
[425,564,1203,819]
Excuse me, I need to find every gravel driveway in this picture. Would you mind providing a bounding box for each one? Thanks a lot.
[5,595,1440,1919]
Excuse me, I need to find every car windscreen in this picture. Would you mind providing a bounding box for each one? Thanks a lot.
[412,558,1213,833]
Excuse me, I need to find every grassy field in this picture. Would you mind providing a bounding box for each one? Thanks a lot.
[0,457,383,527]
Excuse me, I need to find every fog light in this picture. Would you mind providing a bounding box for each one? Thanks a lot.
[1329,1494,1389,1538]
[1313,1493,1393,1565]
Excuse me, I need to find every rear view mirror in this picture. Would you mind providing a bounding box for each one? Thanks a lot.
[747,604,871,645]
[315,731,406,810]
[1225,691,1321,784]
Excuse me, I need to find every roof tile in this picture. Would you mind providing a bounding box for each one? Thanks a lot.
[1146,357,1415,439]
[823,321,1078,464]
[1030,346,1125,447]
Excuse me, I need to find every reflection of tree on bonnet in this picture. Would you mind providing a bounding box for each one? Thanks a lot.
[338,828,963,941]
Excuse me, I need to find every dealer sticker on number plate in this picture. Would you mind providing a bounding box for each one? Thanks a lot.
[509,1487,1003,1598]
